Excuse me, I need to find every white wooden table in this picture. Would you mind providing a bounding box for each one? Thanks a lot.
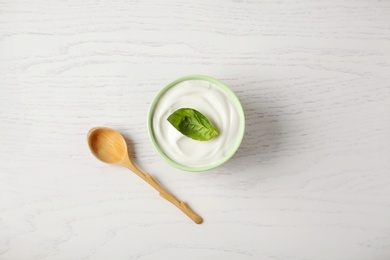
[1,1,390,259]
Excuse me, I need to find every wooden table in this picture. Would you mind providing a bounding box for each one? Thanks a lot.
[1,1,390,259]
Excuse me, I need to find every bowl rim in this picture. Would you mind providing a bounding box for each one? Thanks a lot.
[147,75,245,172]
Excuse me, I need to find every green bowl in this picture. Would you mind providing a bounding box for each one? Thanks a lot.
[147,75,245,172]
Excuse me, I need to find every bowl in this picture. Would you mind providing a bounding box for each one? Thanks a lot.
[147,75,245,172]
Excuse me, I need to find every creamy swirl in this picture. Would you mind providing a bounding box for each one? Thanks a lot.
[151,79,243,169]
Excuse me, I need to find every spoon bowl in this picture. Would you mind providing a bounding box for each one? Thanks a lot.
[88,127,127,164]
[87,127,203,224]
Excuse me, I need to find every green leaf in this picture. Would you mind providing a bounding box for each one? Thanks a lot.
[167,108,218,141]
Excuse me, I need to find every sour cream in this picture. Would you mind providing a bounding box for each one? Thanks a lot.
[150,77,244,171]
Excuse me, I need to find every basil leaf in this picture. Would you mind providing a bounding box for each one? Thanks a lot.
[167,108,218,141]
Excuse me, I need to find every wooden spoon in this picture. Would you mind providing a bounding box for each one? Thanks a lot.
[87,127,203,224]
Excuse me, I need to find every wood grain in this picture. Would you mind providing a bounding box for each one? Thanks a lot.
[1,0,390,259]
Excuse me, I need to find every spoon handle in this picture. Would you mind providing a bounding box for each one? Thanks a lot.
[144,174,203,224]
[123,162,203,224]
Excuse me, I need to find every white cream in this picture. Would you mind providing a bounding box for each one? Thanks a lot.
[152,79,243,169]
